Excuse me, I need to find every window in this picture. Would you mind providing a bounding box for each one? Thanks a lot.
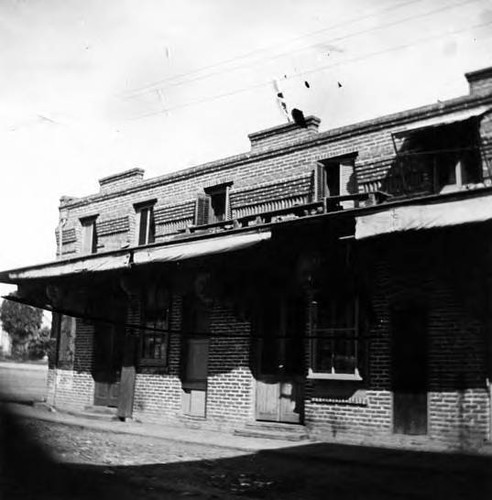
[80,216,98,254]
[308,243,362,380]
[195,183,231,225]
[393,120,482,196]
[135,203,156,246]
[140,285,171,366]
[309,292,361,379]
[315,156,356,201]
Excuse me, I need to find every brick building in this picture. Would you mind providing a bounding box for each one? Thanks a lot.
[2,66,492,448]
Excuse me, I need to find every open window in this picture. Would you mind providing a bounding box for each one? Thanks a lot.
[195,183,231,226]
[80,216,98,254]
[135,201,156,246]
[314,155,356,201]
[392,117,482,195]
[140,285,171,366]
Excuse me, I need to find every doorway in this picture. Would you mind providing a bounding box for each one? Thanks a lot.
[181,294,210,417]
[255,295,304,424]
[391,303,428,435]
[93,320,125,407]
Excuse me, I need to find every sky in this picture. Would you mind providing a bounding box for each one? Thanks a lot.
[1,0,492,300]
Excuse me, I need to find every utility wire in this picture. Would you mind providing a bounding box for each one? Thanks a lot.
[121,0,425,98]
[123,0,479,99]
[128,19,492,121]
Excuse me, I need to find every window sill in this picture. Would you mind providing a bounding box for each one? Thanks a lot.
[307,370,363,381]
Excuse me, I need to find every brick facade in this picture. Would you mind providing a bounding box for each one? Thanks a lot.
[37,66,492,449]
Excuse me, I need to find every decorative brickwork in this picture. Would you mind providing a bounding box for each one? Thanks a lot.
[97,216,130,236]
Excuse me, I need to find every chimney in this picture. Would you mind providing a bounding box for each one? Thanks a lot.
[99,168,145,194]
[465,66,492,96]
[248,116,321,151]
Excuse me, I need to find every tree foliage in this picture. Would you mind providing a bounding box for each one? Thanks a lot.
[27,326,51,360]
[0,299,43,356]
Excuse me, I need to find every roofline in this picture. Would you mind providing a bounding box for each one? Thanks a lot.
[4,187,492,284]
[61,91,492,210]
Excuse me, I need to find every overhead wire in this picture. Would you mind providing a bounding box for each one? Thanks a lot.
[127,19,492,121]
[122,0,480,99]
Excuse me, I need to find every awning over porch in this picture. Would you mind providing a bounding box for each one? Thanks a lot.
[0,230,271,284]
[132,230,271,265]
[355,191,492,240]
[392,105,491,138]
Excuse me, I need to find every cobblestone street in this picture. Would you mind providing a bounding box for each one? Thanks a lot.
[2,415,492,499]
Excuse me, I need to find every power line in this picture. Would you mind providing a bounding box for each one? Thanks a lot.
[127,19,492,121]
[122,0,426,98]
[123,0,479,99]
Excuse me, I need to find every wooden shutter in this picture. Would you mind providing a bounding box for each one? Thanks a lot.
[195,193,211,225]
[314,163,326,202]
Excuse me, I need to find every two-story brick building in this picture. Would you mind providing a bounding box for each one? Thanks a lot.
[2,66,492,449]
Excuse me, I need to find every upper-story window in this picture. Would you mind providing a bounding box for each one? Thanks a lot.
[195,183,232,226]
[315,155,356,201]
[135,202,156,246]
[392,119,482,196]
[80,216,98,254]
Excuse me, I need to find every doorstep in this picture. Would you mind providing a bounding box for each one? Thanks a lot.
[234,421,310,442]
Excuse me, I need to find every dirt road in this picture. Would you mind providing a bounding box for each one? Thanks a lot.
[2,416,491,499]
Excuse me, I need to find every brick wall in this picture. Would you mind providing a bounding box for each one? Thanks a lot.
[58,96,492,257]
[132,296,254,431]
[49,320,95,410]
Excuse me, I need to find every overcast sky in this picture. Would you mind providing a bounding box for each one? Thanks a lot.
[1,0,492,298]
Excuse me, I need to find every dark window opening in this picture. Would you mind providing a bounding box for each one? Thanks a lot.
[308,243,362,379]
[394,119,482,195]
[195,183,231,225]
[136,205,155,246]
[140,285,171,366]
[80,216,98,254]
[315,156,355,201]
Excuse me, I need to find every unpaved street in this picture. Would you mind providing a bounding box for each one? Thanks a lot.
[2,416,492,500]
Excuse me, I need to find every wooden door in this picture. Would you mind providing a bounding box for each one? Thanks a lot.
[181,295,210,417]
[182,338,209,417]
[256,296,304,423]
[391,304,428,435]
[93,321,124,407]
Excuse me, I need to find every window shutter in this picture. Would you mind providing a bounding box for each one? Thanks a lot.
[148,208,156,244]
[314,163,326,202]
[195,193,211,226]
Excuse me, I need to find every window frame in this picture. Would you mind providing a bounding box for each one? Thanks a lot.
[308,295,362,381]
[139,285,172,367]
[135,201,156,246]
[195,182,232,225]
[80,215,98,254]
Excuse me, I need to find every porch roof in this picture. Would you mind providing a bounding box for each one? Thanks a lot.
[392,105,491,138]
[355,188,492,239]
[0,229,271,284]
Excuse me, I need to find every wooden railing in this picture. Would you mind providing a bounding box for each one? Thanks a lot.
[184,191,389,235]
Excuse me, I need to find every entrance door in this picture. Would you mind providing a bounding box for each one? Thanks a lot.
[181,295,210,417]
[93,321,124,407]
[256,295,304,423]
[391,303,428,435]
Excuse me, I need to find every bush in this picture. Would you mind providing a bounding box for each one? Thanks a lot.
[27,327,51,361]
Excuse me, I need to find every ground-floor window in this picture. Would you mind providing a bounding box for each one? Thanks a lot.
[309,292,361,380]
[140,285,171,366]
